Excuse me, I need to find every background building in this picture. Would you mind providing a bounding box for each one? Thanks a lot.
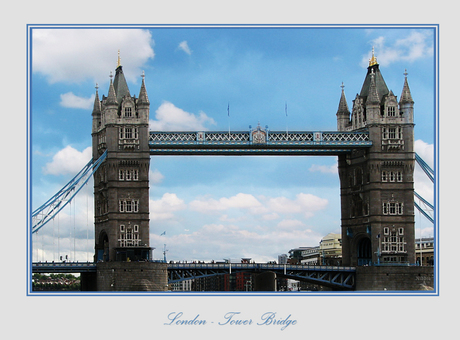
[320,233,342,265]
[415,237,434,266]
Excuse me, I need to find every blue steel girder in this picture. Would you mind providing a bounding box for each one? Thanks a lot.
[149,130,371,156]
[167,263,356,290]
[32,262,97,273]
[280,269,355,290]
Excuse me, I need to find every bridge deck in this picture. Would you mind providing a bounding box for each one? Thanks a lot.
[149,130,371,155]
[32,262,356,290]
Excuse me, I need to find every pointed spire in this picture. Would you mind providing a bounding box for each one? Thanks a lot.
[113,52,130,102]
[399,69,414,104]
[138,70,150,106]
[337,82,350,114]
[367,69,380,105]
[92,83,101,114]
[106,71,118,106]
[369,46,378,66]
[360,48,389,103]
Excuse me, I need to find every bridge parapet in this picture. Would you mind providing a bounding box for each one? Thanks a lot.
[167,262,355,272]
[149,130,371,155]
[33,262,97,273]
[149,130,370,145]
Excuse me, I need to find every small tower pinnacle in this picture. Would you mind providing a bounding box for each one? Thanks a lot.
[92,83,101,113]
[336,82,351,131]
[117,49,121,68]
[138,70,150,106]
[400,68,414,105]
[106,72,118,106]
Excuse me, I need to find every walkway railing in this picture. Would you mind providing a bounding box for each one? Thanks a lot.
[149,130,372,155]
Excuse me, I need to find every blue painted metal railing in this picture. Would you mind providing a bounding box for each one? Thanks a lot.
[149,130,372,155]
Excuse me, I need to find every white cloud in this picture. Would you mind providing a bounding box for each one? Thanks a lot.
[189,192,328,222]
[149,169,164,184]
[262,213,279,221]
[60,92,95,109]
[150,193,186,221]
[309,162,337,174]
[266,193,328,218]
[415,139,434,168]
[277,219,306,230]
[178,41,192,55]
[190,193,266,214]
[361,31,433,67]
[33,29,154,84]
[43,146,92,175]
[149,101,216,131]
[150,222,323,262]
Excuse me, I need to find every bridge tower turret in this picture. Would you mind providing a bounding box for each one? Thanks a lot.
[92,54,151,262]
[337,49,416,266]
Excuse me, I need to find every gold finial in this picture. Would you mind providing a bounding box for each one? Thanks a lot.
[369,47,378,66]
[117,49,121,67]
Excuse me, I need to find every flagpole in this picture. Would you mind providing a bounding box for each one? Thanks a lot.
[227,102,230,136]
[285,101,288,136]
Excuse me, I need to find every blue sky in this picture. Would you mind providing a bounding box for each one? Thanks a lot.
[30,25,436,263]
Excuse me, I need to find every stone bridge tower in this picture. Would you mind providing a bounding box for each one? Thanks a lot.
[91,54,151,262]
[337,49,416,266]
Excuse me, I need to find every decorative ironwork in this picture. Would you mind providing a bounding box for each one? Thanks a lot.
[150,130,370,144]
[149,129,372,155]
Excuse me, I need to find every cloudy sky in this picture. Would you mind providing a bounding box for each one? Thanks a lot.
[30,25,436,263]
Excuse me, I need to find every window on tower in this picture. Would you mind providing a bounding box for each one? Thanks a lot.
[387,106,396,117]
[118,168,139,181]
[382,170,403,182]
[119,127,138,140]
[125,127,132,139]
[118,199,140,213]
[382,201,404,215]
[381,228,406,255]
[382,126,403,140]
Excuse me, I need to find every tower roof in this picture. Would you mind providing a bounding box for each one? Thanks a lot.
[113,50,131,102]
[359,49,389,104]
[113,65,131,102]
[366,69,380,105]
[359,64,389,104]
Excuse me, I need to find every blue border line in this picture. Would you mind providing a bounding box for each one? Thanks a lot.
[26,23,440,297]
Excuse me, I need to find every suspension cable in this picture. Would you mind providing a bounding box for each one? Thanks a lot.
[32,150,107,234]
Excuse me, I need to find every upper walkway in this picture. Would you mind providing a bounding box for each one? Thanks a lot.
[149,130,372,156]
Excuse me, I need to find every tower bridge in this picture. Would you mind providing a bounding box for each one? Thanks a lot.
[31,50,435,292]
